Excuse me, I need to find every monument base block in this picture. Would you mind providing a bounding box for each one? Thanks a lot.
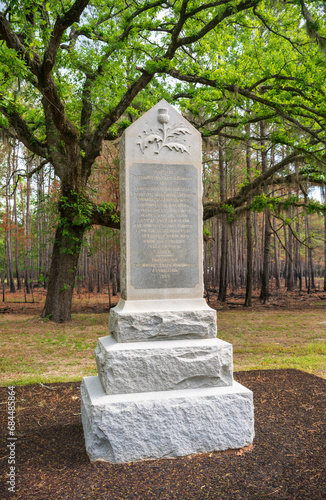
[81,376,254,464]
[95,335,233,394]
[109,298,217,342]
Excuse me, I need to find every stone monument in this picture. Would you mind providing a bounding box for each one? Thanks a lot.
[81,100,254,463]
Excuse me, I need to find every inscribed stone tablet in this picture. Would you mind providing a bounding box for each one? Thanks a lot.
[120,99,203,300]
[130,163,199,289]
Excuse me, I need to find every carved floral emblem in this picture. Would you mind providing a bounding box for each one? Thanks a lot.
[137,108,192,154]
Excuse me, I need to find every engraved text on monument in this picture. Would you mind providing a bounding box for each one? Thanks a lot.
[130,163,199,289]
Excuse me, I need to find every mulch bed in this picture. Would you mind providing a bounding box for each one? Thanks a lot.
[0,369,325,499]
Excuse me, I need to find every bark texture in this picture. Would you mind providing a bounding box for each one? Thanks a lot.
[41,218,85,322]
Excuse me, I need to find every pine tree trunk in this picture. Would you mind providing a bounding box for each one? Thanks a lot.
[287,205,294,291]
[13,148,21,290]
[6,151,16,293]
[260,213,271,303]
[233,224,238,290]
[244,123,253,306]
[204,226,209,296]
[305,215,311,293]
[272,216,280,289]
[218,137,228,302]
[210,217,216,286]
[304,215,308,291]
[111,246,118,296]
[24,162,31,294]
[219,216,228,302]
[324,186,326,292]
[245,211,253,306]
[295,204,301,289]
[259,120,271,303]
[309,242,315,289]
[324,212,326,292]
[108,248,112,309]
[215,218,220,288]
[254,212,259,289]
[305,215,315,290]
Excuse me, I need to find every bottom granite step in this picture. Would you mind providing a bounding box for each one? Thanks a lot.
[81,376,254,463]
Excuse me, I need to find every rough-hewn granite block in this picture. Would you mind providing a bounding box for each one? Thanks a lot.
[81,376,255,463]
[109,298,217,342]
[95,336,233,394]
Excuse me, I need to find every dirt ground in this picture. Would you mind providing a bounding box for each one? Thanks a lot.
[0,369,325,499]
[1,286,325,498]
[1,283,326,316]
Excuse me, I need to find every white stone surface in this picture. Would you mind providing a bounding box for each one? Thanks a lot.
[95,336,233,394]
[81,376,255,463]
[109,298,217,342]
[81,101,255,464]
[120,99,204,301]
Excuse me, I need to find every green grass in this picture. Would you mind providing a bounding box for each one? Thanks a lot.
[217,310,326,378]
[0,314,105,386]
[0,309,325,386]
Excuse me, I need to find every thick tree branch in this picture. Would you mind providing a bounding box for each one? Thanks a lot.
[0,9,79,145]
[0,12,42,76]
[253,7,304,55]
[78,1,174,151]
[200,112,278,137]
[0,102,47,159]
[91,203,120,229]
[42,0,90,78]
[83,70,154,177]
[185,1,232,19]
[42,98,67,179]
[203,151,306,220]
[159,68,326,145]
[299,0,326,51]
[248,74,299,91]
[84,0,263,174]
[269,172,326,189]
[175,0,260,48]
[62,1,167,51]
[2,159,50,194]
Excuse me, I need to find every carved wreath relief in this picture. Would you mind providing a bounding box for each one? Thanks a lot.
[137,108,192,154]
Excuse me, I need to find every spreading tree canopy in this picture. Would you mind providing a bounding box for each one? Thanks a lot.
[0,0,325,321]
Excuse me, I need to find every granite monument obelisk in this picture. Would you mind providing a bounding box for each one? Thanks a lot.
[81,100,254,463]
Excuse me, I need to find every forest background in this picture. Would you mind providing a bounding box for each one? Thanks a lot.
[0,0,326,324]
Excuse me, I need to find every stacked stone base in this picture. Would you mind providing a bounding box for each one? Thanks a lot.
[81,376,254,463]
[95,336,233,394]
[81,300,254,463]
[108,298,217,342]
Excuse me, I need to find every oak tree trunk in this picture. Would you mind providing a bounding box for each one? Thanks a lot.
[41,216,85,322]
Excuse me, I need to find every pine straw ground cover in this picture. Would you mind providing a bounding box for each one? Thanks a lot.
[0,369,325,500]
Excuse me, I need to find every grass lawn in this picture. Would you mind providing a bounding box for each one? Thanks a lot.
[0,308,325,386]
[217,309,326,379]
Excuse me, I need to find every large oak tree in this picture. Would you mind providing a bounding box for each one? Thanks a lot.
[0,0,325,321]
